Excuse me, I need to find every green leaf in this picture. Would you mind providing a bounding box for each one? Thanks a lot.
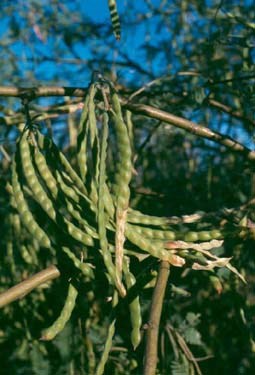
[186,312,200,326]
[183,327,202,346]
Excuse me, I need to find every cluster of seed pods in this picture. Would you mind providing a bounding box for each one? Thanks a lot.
[9,78,234,366]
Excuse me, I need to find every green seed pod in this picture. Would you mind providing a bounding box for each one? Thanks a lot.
[37,130,97,218]
[95,319,116,375]
[20,244,34,264]
[179,251,208,265]
[77,92,90,181]
[9,193,22,236]
[123,258,142,349]
[64,199,98,239]
[27,237,41,253]
[33,147,59,199]
[108,0,121,40]
[110,91,133,293]
[208,229,223,240]
[88,90,100,205]
[11,212,21,236]
[97,113,126,296]
[98,113,109,227]
[128,208,209,227]
[125,225,172,261]
[183,231,199,242]
[127,209,172,227]
[87,85,98,146]
[77,84,100,205]
[196,230,215,242]
[65,220,94,247]
[41,283,78,341]
[26,243,39,265]
[61,247,94,278]
[55,169,81,203]
[19,131,57,221]
[33,143,97,240]
[125,110,134,155]
[20,131,94,247]
[127,224,224,243]
[176,229,223,242]
[111,92,132,207]
[103,183,115,219]
[6,239,16,276]
[53,165,96,216]
[34,137,80,205]
[12,156,51,248]
[36,131,87,195]
[128,224,177,241]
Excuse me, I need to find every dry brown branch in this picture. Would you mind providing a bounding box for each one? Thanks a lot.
[143,261,170,375]
[124,102,255,161]
[0,86,87,98]
[0,85,254,161]
[0,265,60,308]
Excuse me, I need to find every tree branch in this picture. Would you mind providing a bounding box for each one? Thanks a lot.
[0,85,254,161]
[0,86,87,98]
[124,102,255,162]
[208,98,255,127]
[143,261,170,375]
[0,265,60,308]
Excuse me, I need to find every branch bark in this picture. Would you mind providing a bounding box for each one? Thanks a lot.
[0,265,60,308]
[0,86,87,98]
[143,261,170,375]
[0,85,254,161]
[124,102,255,162]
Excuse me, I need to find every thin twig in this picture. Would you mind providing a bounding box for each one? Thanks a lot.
[0,145,11,162]
[0,265,61,308]
[143,261,170,375]
[208,98,255,127]
[128,71,201,101]
[174,329,202,375]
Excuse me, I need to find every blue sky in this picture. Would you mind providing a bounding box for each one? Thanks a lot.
[1,0,254,88]
[0,0,254,149]
[0,1,173,86]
